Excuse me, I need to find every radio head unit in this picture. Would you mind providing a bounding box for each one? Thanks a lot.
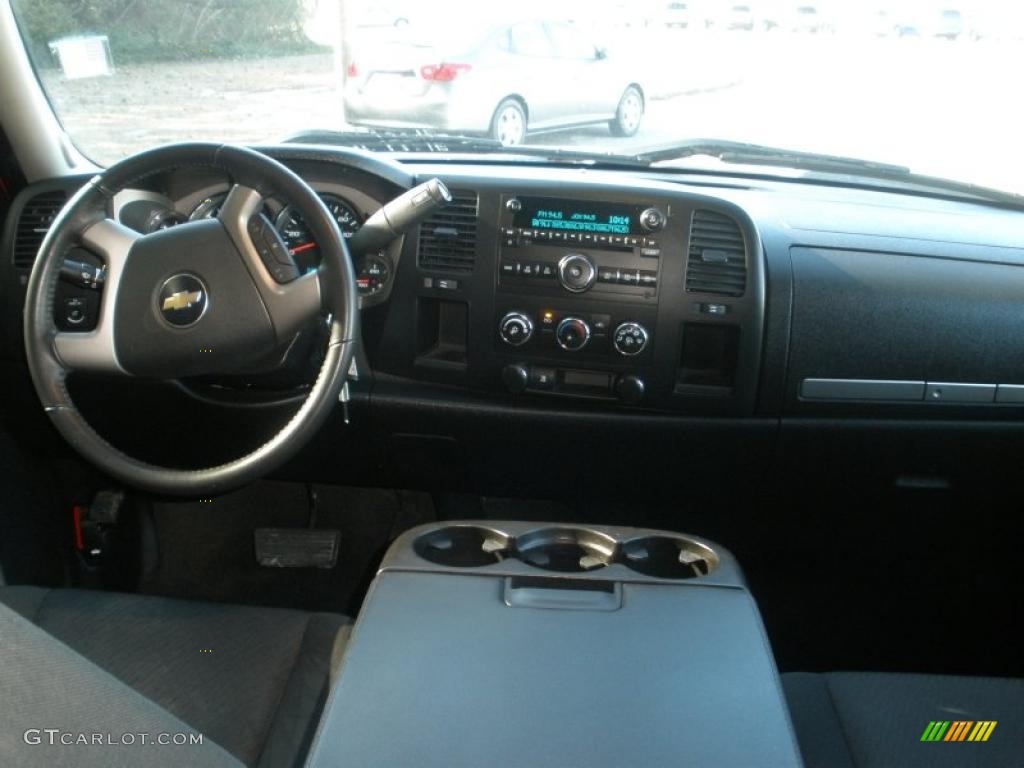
[513,197,648,237]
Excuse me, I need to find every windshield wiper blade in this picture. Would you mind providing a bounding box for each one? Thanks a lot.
[635,138,911,176]
[282,128,651,167]
[283,128,505,153]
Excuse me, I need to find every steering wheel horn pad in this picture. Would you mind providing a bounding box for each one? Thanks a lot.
[24,143,360,496]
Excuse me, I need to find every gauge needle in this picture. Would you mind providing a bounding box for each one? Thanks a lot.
[289,242,317,255]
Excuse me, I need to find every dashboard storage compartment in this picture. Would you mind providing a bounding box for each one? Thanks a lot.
[307,522,800,768]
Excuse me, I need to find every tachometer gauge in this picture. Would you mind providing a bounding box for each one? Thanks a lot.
[275,194,363,273]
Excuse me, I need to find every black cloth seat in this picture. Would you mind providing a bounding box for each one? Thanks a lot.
[0,586,350,767]
[782,671,1024,768]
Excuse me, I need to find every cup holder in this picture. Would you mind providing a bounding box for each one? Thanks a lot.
[514,528,617,573]
[619,535,716,579]
[413,526,511,568]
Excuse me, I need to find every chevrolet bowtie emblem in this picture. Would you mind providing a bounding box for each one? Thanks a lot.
[162,290,203,312]
[158,274,208,327]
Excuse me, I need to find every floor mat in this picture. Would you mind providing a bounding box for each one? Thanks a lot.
[138,482,433,615]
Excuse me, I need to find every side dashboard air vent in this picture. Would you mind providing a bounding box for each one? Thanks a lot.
[417,190,478,272]
[685,209,747,297]
[13,190,68,269]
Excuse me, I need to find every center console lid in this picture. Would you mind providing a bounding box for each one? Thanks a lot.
[307,522,802,768]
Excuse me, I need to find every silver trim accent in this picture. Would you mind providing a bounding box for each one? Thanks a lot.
[996,384,1024,404]
[52,218,138,373]
[218,184,321,343]
[498,311,534,347]
[925,382,996,404]
[800,379,926,401]
[612,321,649,356]
[555,316,591,352]
[557,253,596,293]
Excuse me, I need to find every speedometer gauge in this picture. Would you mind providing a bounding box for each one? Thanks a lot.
[275,194,363,272]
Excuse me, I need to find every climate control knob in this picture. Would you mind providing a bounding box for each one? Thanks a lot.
[557,253,596,293]
[499,311,534,346]
[612,322,650,356]
[555,317,591,352]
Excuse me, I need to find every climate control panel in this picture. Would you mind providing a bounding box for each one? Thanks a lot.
[497,308,652,360]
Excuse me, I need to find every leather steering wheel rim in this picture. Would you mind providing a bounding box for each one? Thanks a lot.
[24,143,359,497]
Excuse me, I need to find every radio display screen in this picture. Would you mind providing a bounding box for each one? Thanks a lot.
[515,197,642,236]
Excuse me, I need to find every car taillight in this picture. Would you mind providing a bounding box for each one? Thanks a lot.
[420,63,471,82]
[347,62,358,77]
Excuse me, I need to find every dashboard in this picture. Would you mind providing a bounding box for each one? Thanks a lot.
[4,145,1024,501]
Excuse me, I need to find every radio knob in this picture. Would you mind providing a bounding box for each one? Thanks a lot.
[613,322,650,356]
[499,311,534,346]
[640,207,666,232]
[555,317,591,352]
[557,253,596,293]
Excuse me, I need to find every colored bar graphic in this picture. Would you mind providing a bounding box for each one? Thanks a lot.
[921,721,950,741]
[944,721,973,741]
[921,720,997,742]
[968,722,998,742]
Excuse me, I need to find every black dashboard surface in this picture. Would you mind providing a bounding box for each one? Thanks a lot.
[4,147,1024,500]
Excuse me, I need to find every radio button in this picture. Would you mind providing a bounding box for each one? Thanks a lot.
[620,270,640,286]
[597,268,619,283]
[558,253,597,293]
[639,271,658,286]
[500,261,519,276]
[640,247,661,258]
[540,263,557,278]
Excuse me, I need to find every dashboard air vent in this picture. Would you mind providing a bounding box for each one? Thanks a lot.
[13,190,67,269]
[417,190,478,272]
[685,209,747,297]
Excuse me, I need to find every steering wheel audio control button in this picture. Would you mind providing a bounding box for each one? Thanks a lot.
[248,214,300,283]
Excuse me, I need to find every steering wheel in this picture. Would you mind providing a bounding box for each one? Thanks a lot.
[24,143,359,496]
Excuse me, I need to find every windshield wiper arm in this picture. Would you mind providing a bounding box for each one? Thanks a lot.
[634,138,911,176]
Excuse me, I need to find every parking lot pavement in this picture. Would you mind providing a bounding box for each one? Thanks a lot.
[40,30,1024,196]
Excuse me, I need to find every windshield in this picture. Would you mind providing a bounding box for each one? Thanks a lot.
[10,0,1024,196]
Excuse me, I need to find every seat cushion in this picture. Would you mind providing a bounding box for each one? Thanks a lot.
[783,671,1024,768]
[0,586,350,768]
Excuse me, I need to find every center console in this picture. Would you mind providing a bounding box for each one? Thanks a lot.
[306,522,802,768]
[382,177,766,416]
